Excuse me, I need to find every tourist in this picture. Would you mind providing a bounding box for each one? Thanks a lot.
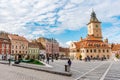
[8,58,11,66]
[47,57,49,64]
[68,58,72,67]
[43,55,45,62]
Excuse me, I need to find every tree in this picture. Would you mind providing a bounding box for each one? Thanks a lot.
[115,54,120,59]
[79,54,82,60]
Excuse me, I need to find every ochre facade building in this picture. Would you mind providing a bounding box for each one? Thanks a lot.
[69,11,111,60]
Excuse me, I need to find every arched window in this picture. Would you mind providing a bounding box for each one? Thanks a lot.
[90,44,92,46]
[77,49,79,52]
[94,49,96,53]
[88,44,91,46]
[99,49,101,53]
[103,50,105,53]
[107,50,109,53]
[90,49,92,53]
[87,50,89,53]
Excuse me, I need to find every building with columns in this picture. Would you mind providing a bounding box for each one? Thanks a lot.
[69,10,111,60]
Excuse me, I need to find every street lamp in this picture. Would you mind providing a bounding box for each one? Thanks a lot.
[51,38,54,62]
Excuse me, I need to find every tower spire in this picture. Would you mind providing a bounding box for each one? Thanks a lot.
[87,9,102,40]
[90,10,99,22]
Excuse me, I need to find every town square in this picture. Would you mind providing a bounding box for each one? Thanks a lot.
[0,0,120,80]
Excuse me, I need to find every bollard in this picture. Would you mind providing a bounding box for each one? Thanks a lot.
[65,65,70,72]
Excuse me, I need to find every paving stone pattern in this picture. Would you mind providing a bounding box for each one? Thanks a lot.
[104,61,120,80]
[0,60,120,80]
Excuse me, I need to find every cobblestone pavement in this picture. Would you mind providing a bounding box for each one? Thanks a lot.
[0,63,73,80]
[104,61,120,80]
[49,60,120,80]
[0,60,120,80]
[49,60,107,78]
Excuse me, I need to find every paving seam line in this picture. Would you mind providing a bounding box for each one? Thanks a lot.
[74,62,106,80]
[99,62,113,80]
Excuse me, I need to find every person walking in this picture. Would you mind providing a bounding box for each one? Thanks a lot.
[43,55,45,62]
[47,57,49,64]
[68,58,72,67]
[8,58,11,66]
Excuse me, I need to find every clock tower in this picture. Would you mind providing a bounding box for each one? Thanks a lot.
[87,10,102,40]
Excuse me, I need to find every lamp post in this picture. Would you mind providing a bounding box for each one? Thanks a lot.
[51,38,54,62]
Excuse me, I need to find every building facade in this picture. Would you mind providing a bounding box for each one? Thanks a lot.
[37,37,59,58]
[0,32,11,60]
[59,47,69,59]
[70,10,111,60]
[8,34,28,60]
[111,44,120,58]
[28,42,40,59]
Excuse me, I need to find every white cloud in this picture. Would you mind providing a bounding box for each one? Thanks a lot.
[66,41,73,46]
[0,0,120,45]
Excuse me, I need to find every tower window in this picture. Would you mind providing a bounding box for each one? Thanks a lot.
[96,25,98,28]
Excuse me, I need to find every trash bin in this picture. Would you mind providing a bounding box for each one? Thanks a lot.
[65,65,70,72]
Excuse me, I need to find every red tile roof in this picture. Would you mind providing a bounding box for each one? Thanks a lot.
[59,47,69,52]
[28,42,39,48]
[8,34,28,42]
[112,44,120,51]
[73,35,110,49]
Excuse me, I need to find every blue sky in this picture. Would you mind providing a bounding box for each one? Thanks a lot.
[0,0,120,47]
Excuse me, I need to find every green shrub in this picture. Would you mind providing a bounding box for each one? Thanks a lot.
[32,60,44,65]
[79,55,82,60]
[22,59,44,65]
[115,54,120,59]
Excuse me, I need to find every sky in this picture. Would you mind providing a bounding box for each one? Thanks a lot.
[0,0,120,47]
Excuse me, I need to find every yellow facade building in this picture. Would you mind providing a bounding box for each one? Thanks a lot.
[69,10,111,60]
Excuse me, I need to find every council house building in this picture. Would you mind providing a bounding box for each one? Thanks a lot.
[69,10,111,60]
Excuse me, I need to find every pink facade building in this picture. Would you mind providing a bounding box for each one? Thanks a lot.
[37,37,59,58]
